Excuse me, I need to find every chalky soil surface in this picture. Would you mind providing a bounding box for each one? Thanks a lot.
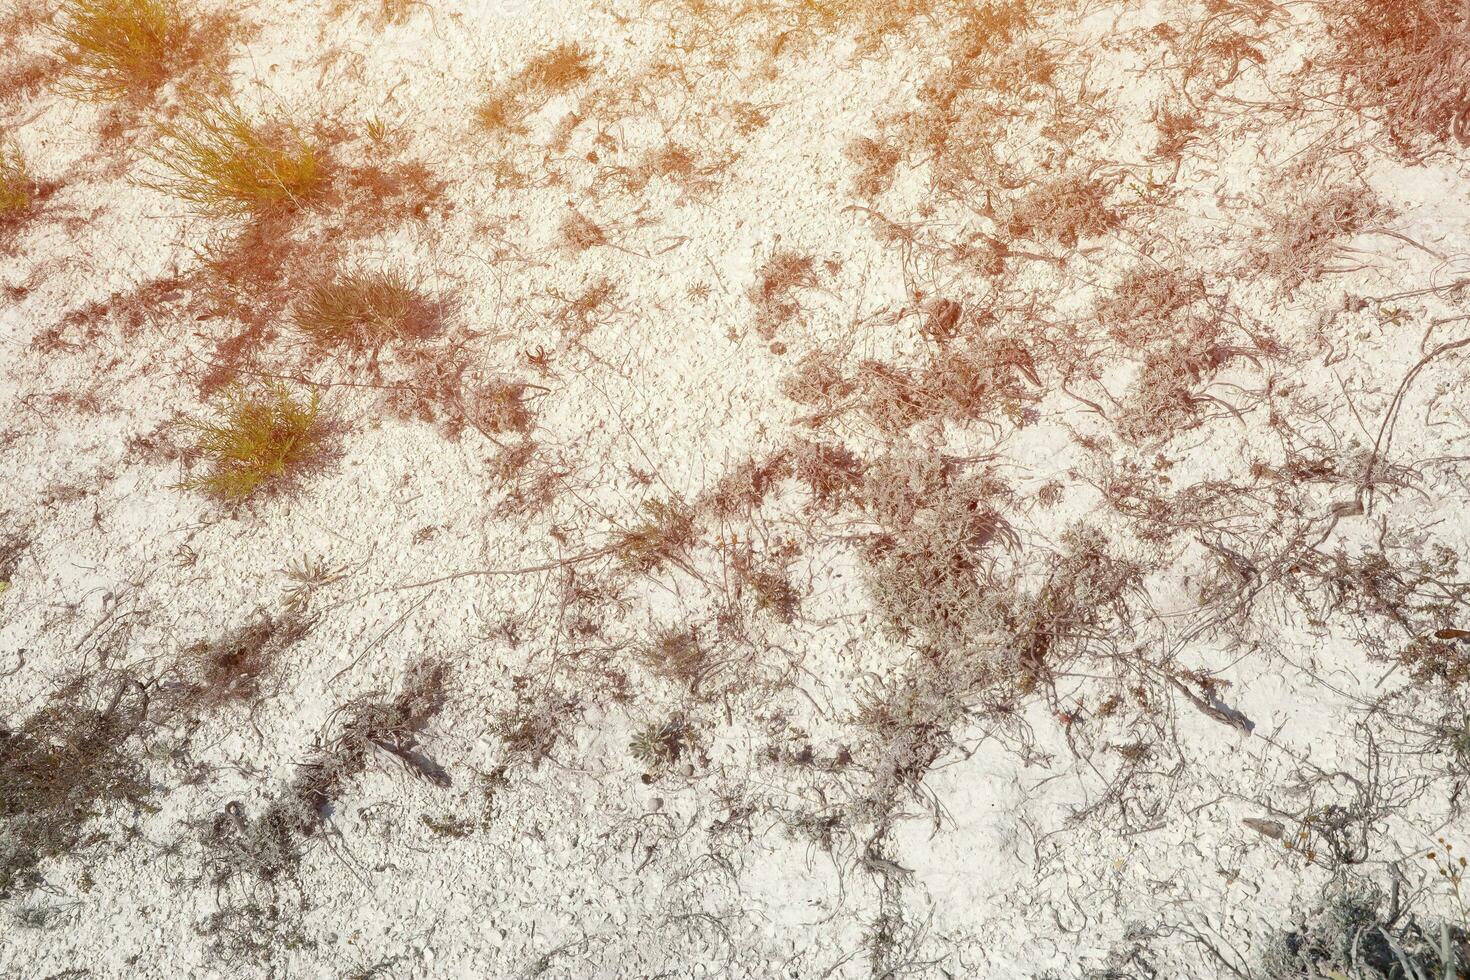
[3,1,1470,977]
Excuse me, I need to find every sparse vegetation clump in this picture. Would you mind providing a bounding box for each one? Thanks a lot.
[294,270,438,351]
[0,529,28,589]
[1261,881,1469,979]
[1095,265,1209,350]
[612,497,698,574]
[1113,336,1263,443]
[493,690,579,766]
[202,662,450,884]
[166,615,313,714]
[146,101,321,216]
[177,382,327,500]
[520,42,596,93]
[1,679,152,898]
[468,379,536,435]
[331,0,422,28]
[845,136,902,197]
[559,210,607,251]
[630,717,692,772]
[856,453,1018,656]
[1253,184,1384,290]
[641,627,705,685]
[782,0,986,52]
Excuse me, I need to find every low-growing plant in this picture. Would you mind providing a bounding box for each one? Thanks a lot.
[729,545,802,623]
[177,382,327,500]
[521,42,595,93]
[846,136,902,197]
[1095,265,1209,350]
[0,529,28,588]
[52,0,189,100]
[493,691,579,766]
[196,662,450,957]
[279,554,347,613]
[856,453,1020,660]
[1113,339,1252,443]
[1005,172,1121,248]
[610,142,732,195]
[559,211,607,251]
[381,350,540,440]
[1253,185,1384,291]
[146,100,321,216]
[759,0,977,54]
[629,717,691,770]
[467,379,536,435]
[294,269,438,351]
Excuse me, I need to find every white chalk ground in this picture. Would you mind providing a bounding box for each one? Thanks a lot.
[3,0,1470,977]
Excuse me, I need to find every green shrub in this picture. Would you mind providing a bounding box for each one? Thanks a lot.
[177,383,326,500]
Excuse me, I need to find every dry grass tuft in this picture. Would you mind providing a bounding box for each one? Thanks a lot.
[52,0,189,100]
[177,382,327,500]
[1153,105,1201,159]
[475,43,596,135]
[749,250,818,339]
[0,530,28,586]
[613,498,698,574]
[493,690,579,766]
[846,136,902,197]
[0,2,63,108]
[782,331,1042,435]
[642,627,706,685]
[146,100,321,217]
[294,269,439,351]
[0,144,31,215]
[1006,173,1121,248]
[559,211,608,251]
[1322,0,1470,147]
[1398,634,1470,687]
[1112,337,1264,444]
